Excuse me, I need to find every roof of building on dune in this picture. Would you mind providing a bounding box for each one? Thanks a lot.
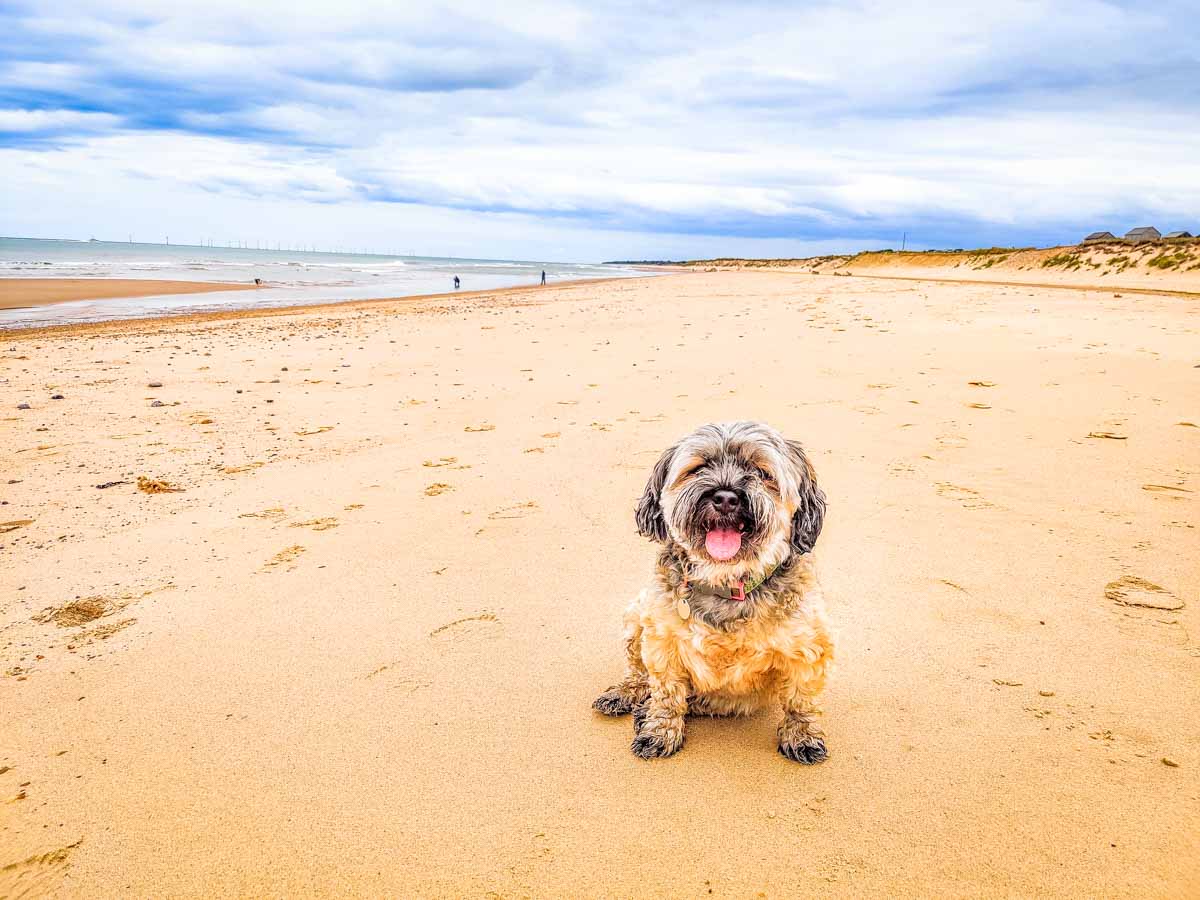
[1082,231,1117,241]
[1125,226,1162,240]
[1164,230,1193,238]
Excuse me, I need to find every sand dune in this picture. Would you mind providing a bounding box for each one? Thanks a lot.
[692,239,1200,294]
[1,272,1197,897]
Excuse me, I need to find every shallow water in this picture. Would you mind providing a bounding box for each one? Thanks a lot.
[0,237,647,328]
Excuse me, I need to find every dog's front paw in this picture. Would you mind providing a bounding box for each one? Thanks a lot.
[778,735,828,764]
[592,690,633,717]
[631,732,680,759]
[631,716,685,759]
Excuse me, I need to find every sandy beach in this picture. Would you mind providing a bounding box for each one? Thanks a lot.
[2,271,1197,897]
[0,278,258,310]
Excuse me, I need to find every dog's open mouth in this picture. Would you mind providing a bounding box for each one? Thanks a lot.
[704,527,743,561]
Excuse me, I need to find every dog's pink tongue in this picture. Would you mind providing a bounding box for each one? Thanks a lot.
[705,528,742,561]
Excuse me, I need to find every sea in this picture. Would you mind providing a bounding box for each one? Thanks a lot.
[0,237,648,329]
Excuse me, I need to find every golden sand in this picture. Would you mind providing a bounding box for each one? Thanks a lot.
[2,271,1197,896]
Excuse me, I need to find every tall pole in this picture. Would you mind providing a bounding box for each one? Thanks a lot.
[901,232,907,252]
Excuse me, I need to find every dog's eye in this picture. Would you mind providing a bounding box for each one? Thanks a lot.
[756,466,774,482]
[681,462,707,478]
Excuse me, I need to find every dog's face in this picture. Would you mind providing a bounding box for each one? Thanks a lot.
[635,421,825,578]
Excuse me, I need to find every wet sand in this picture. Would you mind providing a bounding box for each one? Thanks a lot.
[1,271,1197,897]
[0,278,258,310]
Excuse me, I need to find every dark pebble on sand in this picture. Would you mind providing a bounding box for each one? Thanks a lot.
[51,394,64,400]
[148,381,163,388]
[17,403,30,409]
[151,400,165,407]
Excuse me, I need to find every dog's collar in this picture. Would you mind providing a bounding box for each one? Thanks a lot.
[681,561,781,604]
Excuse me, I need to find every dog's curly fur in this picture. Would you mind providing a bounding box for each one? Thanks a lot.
[593,421,833,763]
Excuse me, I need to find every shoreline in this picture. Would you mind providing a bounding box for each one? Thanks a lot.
[0,277,259,310]
[0,275,651,339]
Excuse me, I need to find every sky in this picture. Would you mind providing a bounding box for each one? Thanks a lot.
[2,0,1199,262]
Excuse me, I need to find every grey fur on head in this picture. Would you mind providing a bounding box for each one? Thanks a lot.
[634,444,676,542]
[786,440,826,555]
[634,422,826,579]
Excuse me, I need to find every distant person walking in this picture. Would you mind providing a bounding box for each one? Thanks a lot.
[453,275,460,290]
[540,270,547,285]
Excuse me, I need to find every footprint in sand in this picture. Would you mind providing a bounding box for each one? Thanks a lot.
[69,618,138,650]
[221,462,264,475]
[31,583,173,630]
[541,432,561,439]
[935,433,969,449]
[364,661,432,694]
[968,380,997,387]
[295,426,334,436]
[464,424,495,433]
[965,402,991,410]
[239,507,287,521]
[1087,431,1127,440]
[424,483,453,496]
[423,456,457,468]
[934,483,995,509]
[1105,576,1187,646]
[0,841,82,899]
[289,517,339,531]
[0,519,33,534]
[1104,576,1184,611]
[263,545,305,571]
[429,611,499,642]
[34,597,114,627]
[1141,484,1192,499]
[488,501,538,520]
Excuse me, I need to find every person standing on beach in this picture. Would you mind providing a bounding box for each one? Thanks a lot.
[540,270,546,285]
[454,275,460,290]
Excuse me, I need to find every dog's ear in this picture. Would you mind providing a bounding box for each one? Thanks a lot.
[635,444,676,542]
[786,440,826,555]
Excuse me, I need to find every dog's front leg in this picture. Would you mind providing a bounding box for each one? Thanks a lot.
[631,662,689,759]
[593,606,650,716]
[776,662,830,765]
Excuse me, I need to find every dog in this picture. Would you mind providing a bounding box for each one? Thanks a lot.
[592,421,833,763]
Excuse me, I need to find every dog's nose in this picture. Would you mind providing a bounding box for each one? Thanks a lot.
[712,489,741,514]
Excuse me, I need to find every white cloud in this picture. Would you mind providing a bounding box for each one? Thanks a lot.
[2,0,1199,256]
[0,108,119,133]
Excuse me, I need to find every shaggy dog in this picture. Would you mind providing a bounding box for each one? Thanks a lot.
[593,421,833,762]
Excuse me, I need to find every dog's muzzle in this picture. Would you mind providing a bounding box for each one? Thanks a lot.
[700,488,750,561]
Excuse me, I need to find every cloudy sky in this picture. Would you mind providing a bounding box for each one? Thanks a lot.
[2,0,1198,261]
